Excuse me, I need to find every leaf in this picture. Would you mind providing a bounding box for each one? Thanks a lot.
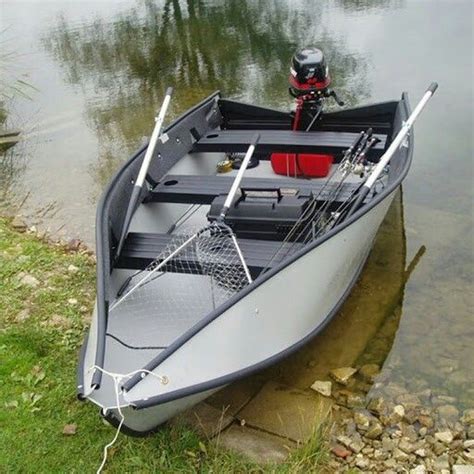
[198,441,207,455]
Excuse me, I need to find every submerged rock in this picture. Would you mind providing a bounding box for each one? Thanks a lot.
[359,363,380,383]
[310,380,332,397]
[461,409,474,425]
[435,430,454,444]
[367,396,388,416]
[330,367,358,385]
[437,404,460,423]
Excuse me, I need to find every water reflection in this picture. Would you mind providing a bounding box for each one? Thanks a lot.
[42,0,371,189]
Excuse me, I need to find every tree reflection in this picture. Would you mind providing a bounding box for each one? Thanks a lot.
[42,0,371,188]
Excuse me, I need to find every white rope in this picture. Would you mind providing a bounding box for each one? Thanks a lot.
[88,365,167,473]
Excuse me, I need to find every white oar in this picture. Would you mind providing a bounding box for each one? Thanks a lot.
[346,82,438,218]
[116,87,173,258]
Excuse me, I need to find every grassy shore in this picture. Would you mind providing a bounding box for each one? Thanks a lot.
[0,217,328,473]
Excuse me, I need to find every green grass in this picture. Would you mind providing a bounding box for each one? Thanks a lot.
[0,217,328,473]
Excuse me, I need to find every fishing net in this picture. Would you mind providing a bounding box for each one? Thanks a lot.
[108,223,251,344]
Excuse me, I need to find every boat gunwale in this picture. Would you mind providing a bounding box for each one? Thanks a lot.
[83,92,413,408]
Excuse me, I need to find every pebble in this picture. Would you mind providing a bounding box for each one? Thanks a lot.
[354,410,372,430]
[11,216,27,232]
[410,466,426,474]
[67,264,79,273]
[437,404,460,422]
[433,453,450,470]
[367,396,388,416]
[365,422,384,440]
[452,466,474,474]
[435,430,454,444]
[330,367,358,385]
[399,437,416,453]
[463,439,474,449]
[393,447,410,461]
[67,298,78,305]
[359,363,380,383]
[20,274,39,288]
[355,455,370,469]
[463,449,474,462]
[462,409,474,425]
[66,238,82,251]
[331,443,351,459]
[62,424,77,435]
[415,448,427,457]
[15,308,31,322]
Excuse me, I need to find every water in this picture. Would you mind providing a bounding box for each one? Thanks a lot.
[1,0,472,408]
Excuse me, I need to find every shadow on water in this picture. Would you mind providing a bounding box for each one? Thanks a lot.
[207,190,428,434]
[41,0,371,191]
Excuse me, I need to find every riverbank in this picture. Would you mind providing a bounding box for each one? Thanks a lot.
[0,216,329,473]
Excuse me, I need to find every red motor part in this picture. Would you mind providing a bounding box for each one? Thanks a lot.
[270,153,333,178]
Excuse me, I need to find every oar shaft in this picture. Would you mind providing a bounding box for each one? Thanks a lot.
[220,133,260,218]
[136,87,173,187]
[116,87,173,258]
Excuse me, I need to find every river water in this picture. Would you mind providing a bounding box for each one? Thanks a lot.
[1,1,472,409]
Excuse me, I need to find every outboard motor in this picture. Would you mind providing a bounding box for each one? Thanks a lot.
[270,47,345,178]
[289,47,344,131]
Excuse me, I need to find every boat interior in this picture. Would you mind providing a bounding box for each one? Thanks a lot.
[86,94,409,403]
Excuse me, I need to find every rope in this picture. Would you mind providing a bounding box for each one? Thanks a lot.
[88,365,167,473]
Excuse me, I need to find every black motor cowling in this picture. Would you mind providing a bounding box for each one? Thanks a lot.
[289,47,331,96]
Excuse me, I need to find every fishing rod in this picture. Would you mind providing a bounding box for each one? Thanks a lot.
[344,82,438,220]
[115,87,173,259]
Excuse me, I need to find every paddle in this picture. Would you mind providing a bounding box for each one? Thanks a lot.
[115,87,173,258]
[345,82,438,219]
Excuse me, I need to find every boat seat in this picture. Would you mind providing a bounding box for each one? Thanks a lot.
[193,129,387,158]
[116,232,303,278]
[148,174,360,205]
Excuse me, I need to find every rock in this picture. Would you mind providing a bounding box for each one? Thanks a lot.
[453,466,474,474]
[354,410,372,431]
[346,392,366,408]
[393,447,410,461]
[15,308,31,322]
[433,442,448,455]
[399,437,416,453]
[48,314,71,328]
[463,449,474,462]
[435,430,454,444]
[337,433,364,453]
[67,264,79,273]
[419,427,428,437]
[396,393,421,410]
[359,363,380,383]
[365,422,384,440]
[67,298,78,306]
[373,448,388,461]
[437,404,460,422]
[415,448,427,457]
[331,443,351,459]
[310,380,332,397]
[11,216,27,232]
[355,454,370,469]
[463,439,474,449]
[392,404,405,421]
[410,466,426,474]
[433,453,450,470]
[461,409,474,425]
[66,238,81,251]
[418,414,435,429]
[330,367,358,385]
[367,396,388,416]
[62,423,77,435]
[19,274,39,288]
[384,382,407,398]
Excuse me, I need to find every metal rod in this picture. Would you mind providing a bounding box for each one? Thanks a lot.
[345,82,438,219]
[219,133,260,219]
[115,87,173,258]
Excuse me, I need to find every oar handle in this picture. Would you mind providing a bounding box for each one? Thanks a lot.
[220,133,260,219]
[135,87,173,187]
[345,83,438,219]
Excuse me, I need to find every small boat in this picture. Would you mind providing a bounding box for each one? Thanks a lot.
[77,47,437,436]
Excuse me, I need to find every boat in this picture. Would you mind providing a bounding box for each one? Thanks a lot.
[77,47,437,436]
